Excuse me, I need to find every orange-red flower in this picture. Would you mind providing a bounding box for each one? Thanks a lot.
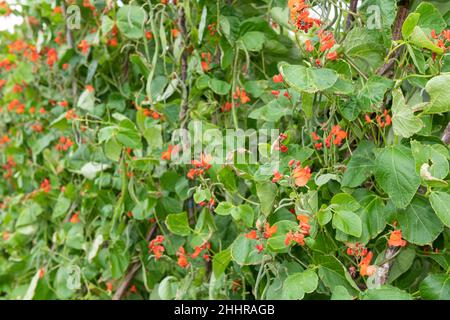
[40,178,51,193]
[388,230,407,247]
[161,144,178,161]
[176,246,189,268]
[245,230,258,239]
[292,164,312,187]
[326,51,338,60]
[70,212,80,223]
[77,40,90,55]
[46,48,58,67]
[297,214,310,235]
[273,74,283,83]
[305,39,314,52]
[285,230,305,246]
[359,251,376,276]
[149,235,165,259]
[263,223,277,239]
[233,86,251,104]
[272,170,283,183]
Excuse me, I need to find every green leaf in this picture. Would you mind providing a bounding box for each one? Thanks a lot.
[116,118,142,149]
[344,189,387,243]
[397,197,444,245]
[104,138,122,162]
[414,2,446,34]
[208,78,231,95]
[342,28,385,72]
[231,234,264,266]
[359,0,397,29]
[212,248,232,278]
[423,74,450,114]
[332,210,362,237]
[411,141,449,180]
[282,270,318,300]
[342,141,376,188]
[165,212,191,236]
[362,285,413,300]
[143,125,163,151]
[402,13,420,38]
[358,75,393,110]
[267,220,298,253]
[215,202,235,216]
[116,5,147,39]
[236,205,254,228]
[256,182,277,216]
[419,274,450,300]
[409,26,444,54]
[158,276,179,300]
[391,89,423,138]
[280,64,338,93]
[387,246,416,283]
[314,254,359,294]
[374,145,420,209]
[331,286,354,300]
[52,194,71,219]
[240,31,265,52]
[429,192,450,228]
[317,205,332,226]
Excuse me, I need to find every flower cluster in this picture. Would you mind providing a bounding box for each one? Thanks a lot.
[148,235,165,260]
[311,125,347,150]
[161,144,179,161]
[201,52,212,72]
[288,0,320,33]
[365,110,392,128]
[245,222,277,253]
[431,29,450,53]
[2,156,16,179]
[346,242,368,257]
[40,178,51,193]
[55,136,74,151]
[359,251,376,276]
[187,154,212,180]
[285,214,311,246]
[388,229,407,247]
[274,133,289,153]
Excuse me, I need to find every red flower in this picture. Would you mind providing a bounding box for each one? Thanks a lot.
[263,223,277,239]
[273,74,283,83]
[148,235,165,259]
[161,144,178,161]
[40,179,51,193]
[272,170,283,183]
[305,39,314,52]
[285,231,305,246]
[292,165,311,187]
[245,230,257,239]
[233,86,251,104]
[201,61,210,72]
[176,246,189,268]
[359,251,376,276]
[311,131,320,141]
[326,51,337,60]
[255,244,264,253]
[46,48,58,67]
[388,230,407,247]
[77,40,90,55]
[70,212,80,223]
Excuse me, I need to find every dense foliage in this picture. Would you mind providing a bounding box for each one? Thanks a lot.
[0,0,449,300]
